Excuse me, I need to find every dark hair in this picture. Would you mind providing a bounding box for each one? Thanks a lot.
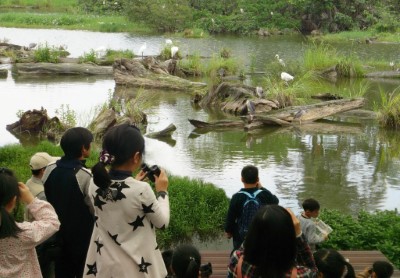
[31,169,42,176]
[60,127,93,159]
[241,165,258,184]
[243,205,296,278]
[92,124,145,191]
[172,244,201,278]
[0,168,22,239]
[373,261,394,278]
[314,249,355,278]
[302,198,320,212]
[162,249,174,277]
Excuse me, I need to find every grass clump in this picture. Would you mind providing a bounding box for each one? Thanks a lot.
[303,43,338,71]
[104,49,134,63]
[374,86,400,129]
[33,43,64,63]
[79,49,97,64]
[178,52,202,76]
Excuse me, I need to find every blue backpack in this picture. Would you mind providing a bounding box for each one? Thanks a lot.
[237,189,263,241]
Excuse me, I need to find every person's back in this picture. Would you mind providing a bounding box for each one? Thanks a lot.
[225,165,279,250]
[298,198,328,251]
[43,127,94,278]
[314,249,355,278]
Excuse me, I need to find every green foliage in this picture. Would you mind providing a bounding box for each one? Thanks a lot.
[33,43,62,63]
[55,104,77,128]
[156,175,229,248]
[374,86,400,129]
[178,53,202,76]
[320,209,400,268]
[79,49,97,64]
[124,0,193,32]
[105,49,134,63]
[303,43,338,71]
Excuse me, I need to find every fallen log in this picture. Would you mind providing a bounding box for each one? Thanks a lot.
[189,98,365,131]
[15,63,113,75]
[364,71,400,79]
[145,123,177,138]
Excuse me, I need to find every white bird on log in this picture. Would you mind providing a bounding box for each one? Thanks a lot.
[275,54,285,67]
[165,39,173,45]
[281,72,294,83]
[95,46,107,58]
[390,61,395,70]
[138,42,147,59]
[171,46,179,59]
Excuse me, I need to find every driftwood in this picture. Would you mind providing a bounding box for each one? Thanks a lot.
[145,124,177,138]
[15,63,113,75]
[189,98,365,131]
[113,58,207,92]
[364,71,400,79]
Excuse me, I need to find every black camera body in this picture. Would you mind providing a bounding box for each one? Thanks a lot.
[200,262,212,278]
[141,163,161,182]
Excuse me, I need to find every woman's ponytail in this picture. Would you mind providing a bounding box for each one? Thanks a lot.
[185,257,200,278]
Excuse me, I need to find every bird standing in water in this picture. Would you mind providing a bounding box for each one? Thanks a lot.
[138,42,147,59]
[275,54,286,67]
[246,99,256,122]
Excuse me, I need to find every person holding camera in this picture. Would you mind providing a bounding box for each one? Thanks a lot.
[84,123,170,278]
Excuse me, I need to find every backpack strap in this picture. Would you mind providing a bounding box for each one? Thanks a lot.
[238,191,254,199]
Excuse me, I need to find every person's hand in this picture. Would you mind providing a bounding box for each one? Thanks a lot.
[286,208,302,237]
[225,232,232,239]
[18,182,34,205]
[135,169,147,181]
[154,169,168,193]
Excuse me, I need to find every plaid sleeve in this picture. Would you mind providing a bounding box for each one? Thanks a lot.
[228,249,258,278]
[295,235,318,277]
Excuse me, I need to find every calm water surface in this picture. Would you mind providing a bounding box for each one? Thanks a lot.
[1,27,399,215]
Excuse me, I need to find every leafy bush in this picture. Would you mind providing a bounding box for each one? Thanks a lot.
[320,209,400,268]
[156,176,229,248]
[79,49,97,64]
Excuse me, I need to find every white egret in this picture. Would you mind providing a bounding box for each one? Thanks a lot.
[95,46,107,58]
[275,54,285,67]
[240,8,244,13]
[390,61,395,70]
[165,39,173,45]
[281,72,294,82]
[171,46,179,59]
[138,42,147,59]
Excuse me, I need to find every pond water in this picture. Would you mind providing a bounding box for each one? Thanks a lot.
[1,27,400,216]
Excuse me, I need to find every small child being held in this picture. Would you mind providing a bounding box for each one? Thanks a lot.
[357,261,394,278]
[298,198,329,251]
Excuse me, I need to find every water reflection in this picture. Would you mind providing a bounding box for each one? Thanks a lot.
[1,27,400,215]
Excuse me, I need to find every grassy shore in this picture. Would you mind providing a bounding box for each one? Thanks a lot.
[0,11,151,33]
[316,30,400,43]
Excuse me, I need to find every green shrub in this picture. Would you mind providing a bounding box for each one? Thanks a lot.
[374,86,400,129]
[33,43,63,63]
[79,49,97,64]
[320,209,400,268]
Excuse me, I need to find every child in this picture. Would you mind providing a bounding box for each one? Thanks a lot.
[43,127,94,277]
[314,249,356,278]
[84,123,170,277]
[0,167,60,278]
[225,165,279,251]
[298,198,328,251]
[357,261,394,278]
[171,244,202,278]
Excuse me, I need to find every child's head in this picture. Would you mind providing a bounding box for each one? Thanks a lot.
[314,249,355,278]
[92,124,145,191]
[302,198,320,218]
[244,205,297,277]
[372,261,394,278]
[29,152,59,176]
[171,244,201,278]
[60,127,93,159]
[0,168,22,239]
[241,165,259,184]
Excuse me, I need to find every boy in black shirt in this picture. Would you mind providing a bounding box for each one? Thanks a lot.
[224,165,279,251]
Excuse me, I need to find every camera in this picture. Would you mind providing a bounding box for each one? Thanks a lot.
[141,163,161,182]
[200,262,212,278]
